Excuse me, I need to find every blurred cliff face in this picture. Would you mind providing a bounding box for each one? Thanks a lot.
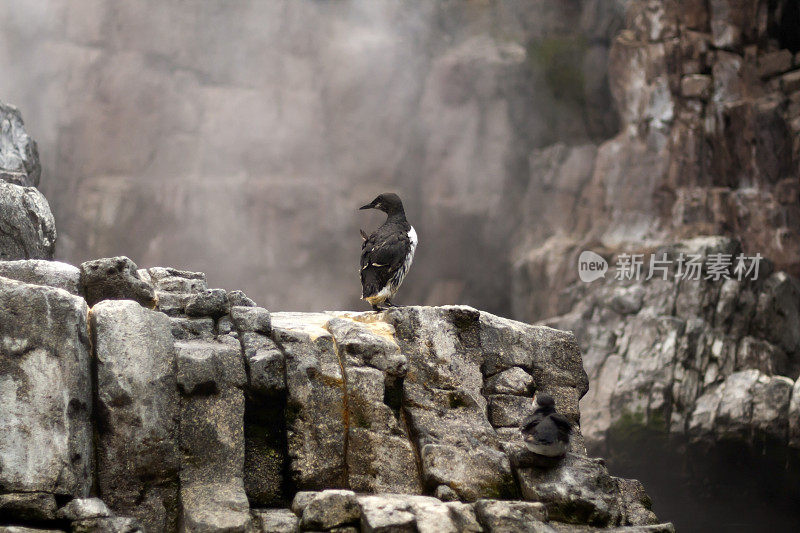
[0,0,624,313]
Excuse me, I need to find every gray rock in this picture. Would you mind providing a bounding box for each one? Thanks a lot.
[57,498,112,521]
[185,288,230,318]
[170,317,215,340]
[181,480,251,533]
[0,101,40,186]
[71,517,144,533]
[271,312,347,489]
[80,257,155,307]
[0,277,92,497]
[386,306,516,501]
[176,341,220,395]
[231,306,272,334]
[147,267,207,294]
[517,454,625,527]
[615,477,660,527]
[241,332,286,394]
[251,508,299,533]
[474,499,549,532]
[228,289,256,307]
[483,367,534,396]
[175,339,246,394]
[487,394,532,427]
[179,387,245,485]
[218,315,235,336]
[178,329,247,524]
[358,494,466,533]
[291,491,318,515]
[344,364,422,494]
[92,300,179,532]
[0,492,58,522]
[155,291,191,316]
[753,272,800,357]
[0,260,80,294]
[301,490,360,530]
[0,183,56,260]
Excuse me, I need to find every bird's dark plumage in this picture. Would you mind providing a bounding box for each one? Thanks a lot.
[358,193,417,311]
[520,393,572,457]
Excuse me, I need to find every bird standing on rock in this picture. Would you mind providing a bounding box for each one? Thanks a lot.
[359,193,417,311]
[520,393,572,457]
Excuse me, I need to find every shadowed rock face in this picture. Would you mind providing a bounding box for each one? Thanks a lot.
[546,236,800,530]
[0,259,669,532]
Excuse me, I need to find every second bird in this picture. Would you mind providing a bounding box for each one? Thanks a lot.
[359,193,417,311]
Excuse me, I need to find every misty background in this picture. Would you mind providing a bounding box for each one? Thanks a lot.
[0,0,624,317]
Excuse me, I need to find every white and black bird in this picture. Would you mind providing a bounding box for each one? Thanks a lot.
[519,393,572,457]
[358,193,417,311]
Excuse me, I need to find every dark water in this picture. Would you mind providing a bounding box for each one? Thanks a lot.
[601,434,800,532]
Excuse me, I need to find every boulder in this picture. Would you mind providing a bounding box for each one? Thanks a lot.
[228,290,256,307]
[0,260,80,295]
[231,306,272,334]
[79,257,155,307]
[147,267,207,294]
[92,300,180,532]
[0,183,56,260]
[0,277,92,498]
[241,332,286,394]
[0,101,40,187]
[517,454,624,527]
[185,288,230,318]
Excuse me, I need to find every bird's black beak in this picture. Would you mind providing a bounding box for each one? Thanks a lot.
[359,203,373,210]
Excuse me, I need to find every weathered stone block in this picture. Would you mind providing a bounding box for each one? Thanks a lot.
[185,288,229,318]
[92,300,179,532]
[0,102,40,187]
[0,260,80,294]
[0,277,92,498]
[0,183,56,260]
[80,257,155,307]
[231,305,272,334]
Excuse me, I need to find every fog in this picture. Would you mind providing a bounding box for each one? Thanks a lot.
[0,0,620,315]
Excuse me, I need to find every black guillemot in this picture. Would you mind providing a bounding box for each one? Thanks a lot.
[519,393,572,458]
[358,193,417,311]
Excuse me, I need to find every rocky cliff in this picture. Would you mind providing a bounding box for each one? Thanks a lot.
[0,256,672,532]
[0,104,673,531]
